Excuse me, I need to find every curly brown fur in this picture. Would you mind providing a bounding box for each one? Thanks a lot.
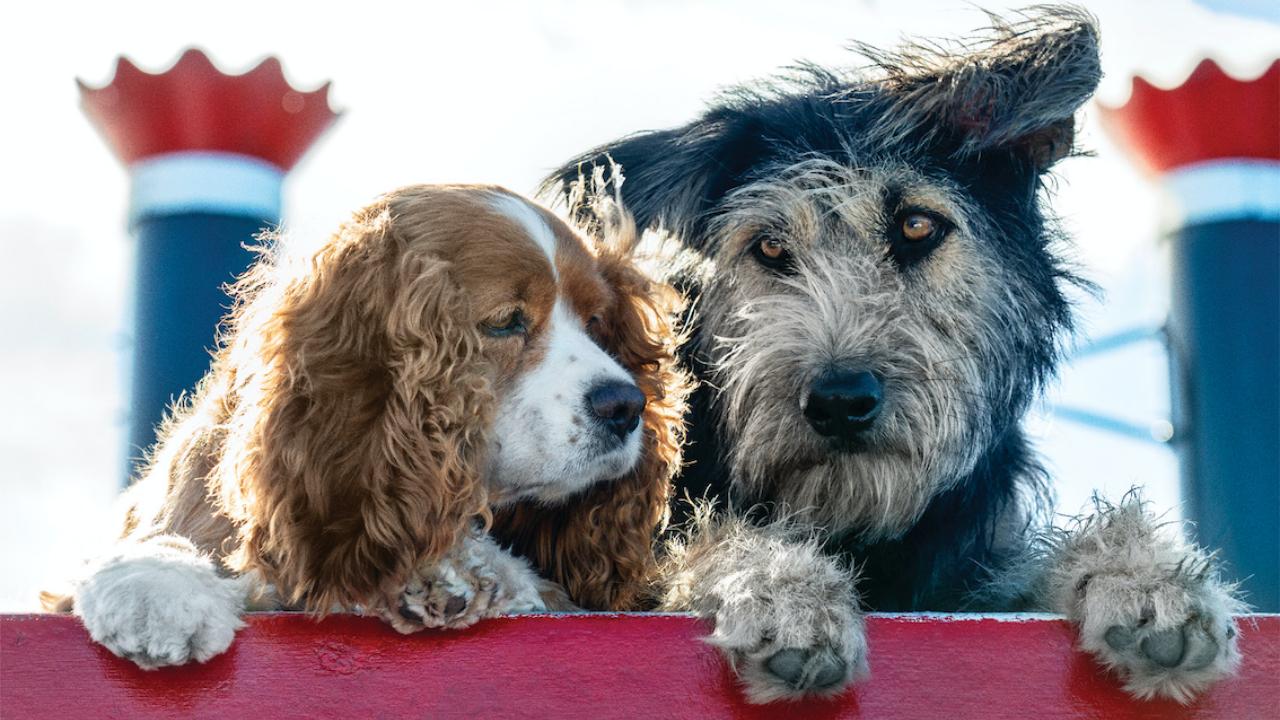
[47,196,496,618]
[219,198,493,611]
[45,184,688,666]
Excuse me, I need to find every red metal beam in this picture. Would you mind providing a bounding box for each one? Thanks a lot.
[2,613,1276,719]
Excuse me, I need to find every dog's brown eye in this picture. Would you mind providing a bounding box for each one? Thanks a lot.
[750,235,795,274]
[901,213,936,242]
[760,237,786,259]
[889,209,951,268]
[482,309,526,337]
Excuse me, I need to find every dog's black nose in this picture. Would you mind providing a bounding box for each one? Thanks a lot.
[804,370,883,439]
[586,381,646,439]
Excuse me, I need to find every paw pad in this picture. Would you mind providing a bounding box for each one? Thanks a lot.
[397,601,423,625]
[1104,618,1221,672]
[765,646,848,691]
[442,594,468,617]
[396,586,472,627]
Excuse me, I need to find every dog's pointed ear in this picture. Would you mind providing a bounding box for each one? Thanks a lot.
[493,204,690,610]
[866,6,1101,170]
[219,194,492,613]
[543,117,767,250]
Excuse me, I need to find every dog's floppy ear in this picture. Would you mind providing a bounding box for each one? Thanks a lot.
[493,201,689,610]
[543,117,768,251]
[864,6,1100,170]
[218,194,492,613]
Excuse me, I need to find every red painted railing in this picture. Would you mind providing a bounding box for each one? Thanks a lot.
[2,613,1276,719]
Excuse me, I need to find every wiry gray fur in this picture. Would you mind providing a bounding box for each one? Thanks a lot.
[853,5,1102,160]
[547,5,1246,706]
[658,501,867,703]
[990,492,1246,703]
[699,158,1044,539]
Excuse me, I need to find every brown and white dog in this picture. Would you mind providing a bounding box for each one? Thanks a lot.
[43,185,687,668]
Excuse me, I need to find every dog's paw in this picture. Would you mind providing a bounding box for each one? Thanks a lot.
[1075,567,1242,703]
[1044,493,1247,703]
[384,560,496,632]
[707,552,867,703]
[74,551,246,669]
[382,535,548,634]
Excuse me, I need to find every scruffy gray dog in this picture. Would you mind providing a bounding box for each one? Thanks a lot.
[550,6,1245,706]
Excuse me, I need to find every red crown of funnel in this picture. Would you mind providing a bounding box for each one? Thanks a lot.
[78,48,339,171]
[1099,59,1279,176]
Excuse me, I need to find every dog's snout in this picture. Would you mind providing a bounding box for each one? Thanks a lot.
[586,381,646,439]
[804,370,883,439]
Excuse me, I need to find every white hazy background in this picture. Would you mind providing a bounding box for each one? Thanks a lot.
[2,0,1277,611]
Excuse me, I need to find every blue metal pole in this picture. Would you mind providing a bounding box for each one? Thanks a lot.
[126,211,271,470]
[1168,216,1279,610]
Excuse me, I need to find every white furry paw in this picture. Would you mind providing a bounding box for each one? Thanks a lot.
[1076,567,1241,703]
[707,550,867,703]
[382,533,547,634]
[74,547,246,669]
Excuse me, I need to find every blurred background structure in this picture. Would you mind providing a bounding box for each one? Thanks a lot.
[1102,60,1279,609]
[1,0,1277,611]
[78,50,338,472]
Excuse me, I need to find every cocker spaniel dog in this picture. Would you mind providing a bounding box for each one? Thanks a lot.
[43,184,687,669]
[552,6,1243,706]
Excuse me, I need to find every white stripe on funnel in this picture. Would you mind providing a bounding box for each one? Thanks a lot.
[128,151,284,227]
[1162,158,1280,229]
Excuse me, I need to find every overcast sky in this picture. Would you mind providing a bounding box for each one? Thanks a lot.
[2,0,1277,610]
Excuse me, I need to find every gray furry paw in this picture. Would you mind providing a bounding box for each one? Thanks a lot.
[1046,494,1245,703]
[706,549,867,703]
[1075,567,1242,703]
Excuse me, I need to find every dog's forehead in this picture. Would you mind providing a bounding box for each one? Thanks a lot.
[484,192,596,274]
[409,187,605,318]
[721,163,969,244]
[483,191,609,311]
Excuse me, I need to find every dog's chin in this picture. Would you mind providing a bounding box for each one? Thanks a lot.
[732,430,945,540]
[576,441,643,487]
[496,439,641,506]
[824,435,873,455]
